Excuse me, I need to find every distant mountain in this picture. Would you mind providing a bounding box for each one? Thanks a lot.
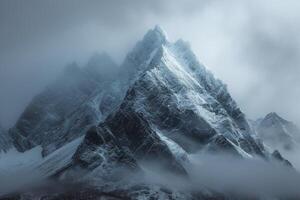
[255,112,300,151]
[10,53,120,156]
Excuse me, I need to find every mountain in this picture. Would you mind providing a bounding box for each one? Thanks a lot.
[255,112,300,151]
[44,26,272,196]
[66,25,267,176]
[1,26,295,199]
[9,54,120,156]
[10,26,265,159]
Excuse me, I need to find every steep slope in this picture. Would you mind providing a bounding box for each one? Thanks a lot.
[10,54,120,156]
[256,112,300,151]
[0,125,12,153]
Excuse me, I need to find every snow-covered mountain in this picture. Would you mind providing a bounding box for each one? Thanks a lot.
[255,112,300,151]
[42,26,273,196]
[10,53,120,156]
[1,26,296,199]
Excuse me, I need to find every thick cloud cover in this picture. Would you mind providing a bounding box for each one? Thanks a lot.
[0,0,300,128]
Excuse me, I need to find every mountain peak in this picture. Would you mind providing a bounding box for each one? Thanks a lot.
[86,52,116,70]
[267,112,279,117]
[85,52,118,81]
[256,112,298,151]
[120,26,168,83]
[264,112,285,122]
[153,25,167,37]
[142,25,168,45]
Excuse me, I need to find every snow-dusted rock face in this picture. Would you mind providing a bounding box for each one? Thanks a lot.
[256,112,300,151]
[115,26,264,157]
[0,125,12,153]
[10,54,120,156]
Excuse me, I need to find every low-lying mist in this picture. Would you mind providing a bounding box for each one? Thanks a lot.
[279,146,300,171]
[2,151,300,199]
[138,153,300,198]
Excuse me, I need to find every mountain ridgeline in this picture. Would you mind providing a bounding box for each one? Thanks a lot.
[0,26,297,199]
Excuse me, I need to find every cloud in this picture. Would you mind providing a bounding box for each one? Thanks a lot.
[135,153,300,198]
[139,153,300,198]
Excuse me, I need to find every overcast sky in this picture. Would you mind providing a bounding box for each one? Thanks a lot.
[0,0,300,128]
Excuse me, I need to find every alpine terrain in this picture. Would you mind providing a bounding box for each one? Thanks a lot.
[0,26,298,200]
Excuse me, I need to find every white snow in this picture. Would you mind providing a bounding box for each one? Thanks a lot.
[0,146,43,174]
[0,137,83,195]
[155,128,188,163]
[34,136,83,177]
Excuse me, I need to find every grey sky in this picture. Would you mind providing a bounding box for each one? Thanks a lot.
[0,0,300,128]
